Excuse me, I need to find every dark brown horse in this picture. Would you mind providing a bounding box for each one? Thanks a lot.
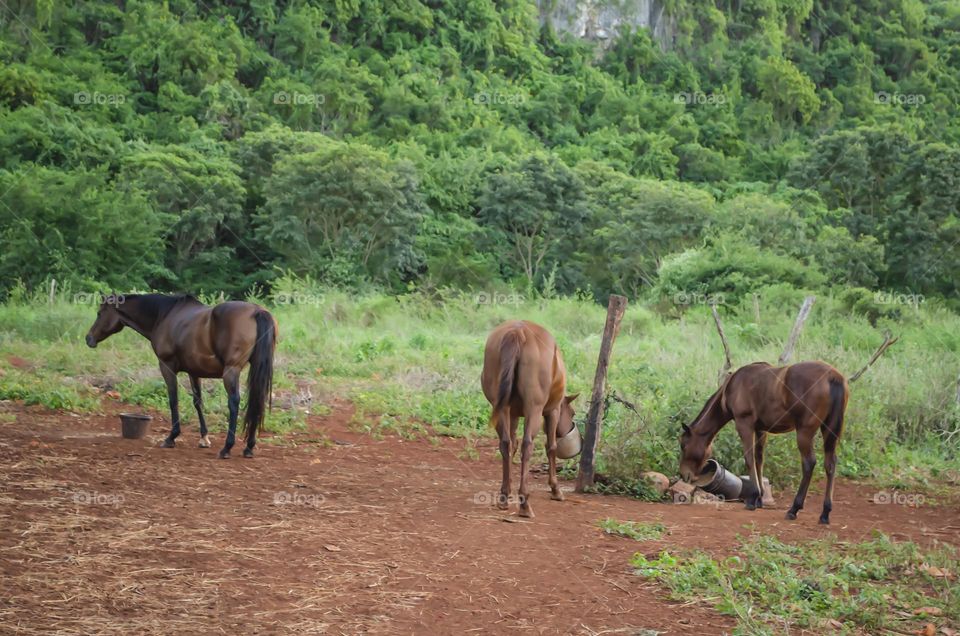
[86,293,276,459]
[679,361,848,524]
[481,320,579,518]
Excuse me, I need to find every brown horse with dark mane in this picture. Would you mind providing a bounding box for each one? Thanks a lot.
[85,293,276,459]
[679,361,848,524]
[482,320,579,518]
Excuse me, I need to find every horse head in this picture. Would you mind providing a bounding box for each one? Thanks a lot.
[679,419,713,483]
[85,292,125,347]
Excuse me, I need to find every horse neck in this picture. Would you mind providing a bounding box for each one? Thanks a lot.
[692,390,730,442]
[117,295,176,339]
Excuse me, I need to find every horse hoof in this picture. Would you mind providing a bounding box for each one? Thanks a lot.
[160,439,176,448]
[198,436,211,448]
[785,511,797,520]
[518,508,534,519]
[496,501,509,510]
[243,448,254,458]
[550,492,565,501]
[218,450,230,459]
[745,502,757,511]
[819,517,830,525]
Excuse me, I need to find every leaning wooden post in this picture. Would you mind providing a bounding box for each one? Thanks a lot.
[711,303,732,386]
[848,332,899,383]
[576,294,627,493]
[779,296,815,365]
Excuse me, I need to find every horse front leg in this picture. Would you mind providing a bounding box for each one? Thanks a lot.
[754,431,767,508]
[735,420,761,510]
[189,375,211,448]
[219,367,241,459]
[159,362,180,448]
[544,409,563,501]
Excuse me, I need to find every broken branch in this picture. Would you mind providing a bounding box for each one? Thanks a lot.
[711,303,732,385]
[849,332,899,383]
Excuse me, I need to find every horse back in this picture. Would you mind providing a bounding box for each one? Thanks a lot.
[153,300,265,376]
[730,361,845,431]
[482,320,565,414]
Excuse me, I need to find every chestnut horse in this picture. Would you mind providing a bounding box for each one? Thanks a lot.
[86,294,276,459]
[679,361,848,524]
[481,320,579,518]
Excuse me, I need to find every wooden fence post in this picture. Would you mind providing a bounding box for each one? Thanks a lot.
[779,296,815,365]
[576,294,627,493]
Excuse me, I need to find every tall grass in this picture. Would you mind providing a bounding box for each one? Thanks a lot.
[0,280,958,489]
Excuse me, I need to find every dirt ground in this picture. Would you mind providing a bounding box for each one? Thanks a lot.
[1,400,958,635]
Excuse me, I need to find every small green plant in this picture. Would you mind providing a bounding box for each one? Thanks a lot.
[589,476,665,502]
[0,371,99,411]
[598,518,667,541]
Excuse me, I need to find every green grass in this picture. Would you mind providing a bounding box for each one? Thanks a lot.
[598,518,667,541]
[0,281,958,493]
[631,533,959,635]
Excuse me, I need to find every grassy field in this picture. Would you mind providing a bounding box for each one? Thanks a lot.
[632,533,959,635]
[1,278,958,494]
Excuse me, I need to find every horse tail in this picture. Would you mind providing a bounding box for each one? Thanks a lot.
[487,329,523,430]
[244,310,276,445]
[823,376,847,442]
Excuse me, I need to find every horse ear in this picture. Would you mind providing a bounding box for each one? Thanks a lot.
[565,393,580,403]
[682,423,691,434]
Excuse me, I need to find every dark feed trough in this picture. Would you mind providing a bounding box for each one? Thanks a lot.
[119,413,151,439]
[693,459,743,501]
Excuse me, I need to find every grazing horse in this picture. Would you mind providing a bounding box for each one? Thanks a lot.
[481,320,579,518]
[679,361,848,524]
[85,293,276,459]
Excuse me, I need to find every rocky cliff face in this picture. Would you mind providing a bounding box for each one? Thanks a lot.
[537,0,676,50]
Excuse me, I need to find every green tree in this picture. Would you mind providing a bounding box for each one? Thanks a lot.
[0,165,165,292]
[257,141,426,287]
[477,154,589,291]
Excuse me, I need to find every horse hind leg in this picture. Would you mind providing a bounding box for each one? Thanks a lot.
[517,406,543,518]
[496,407,512,510]
[218,367,241,459]
[189,375,211,448]
[819,425,840,524]
[786,425,818,520]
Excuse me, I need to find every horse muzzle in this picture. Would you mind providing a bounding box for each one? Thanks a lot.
[85,334,97,348]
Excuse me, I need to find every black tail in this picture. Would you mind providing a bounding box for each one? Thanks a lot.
[244,310,276,446]
[488,330,523,430]
[823,377,847,441]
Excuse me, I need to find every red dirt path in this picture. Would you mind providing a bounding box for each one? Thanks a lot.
[1,400,957,635]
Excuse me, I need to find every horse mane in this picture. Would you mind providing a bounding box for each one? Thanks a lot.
[688,386,723,432]
[687,371,737,434]
[116,293,203,332]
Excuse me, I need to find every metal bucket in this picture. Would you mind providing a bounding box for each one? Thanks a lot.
[555,424,582,459]
[693,459,743,501]
[120,413,151,439]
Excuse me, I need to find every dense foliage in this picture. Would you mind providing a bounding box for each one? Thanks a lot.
[1,0,959,303]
